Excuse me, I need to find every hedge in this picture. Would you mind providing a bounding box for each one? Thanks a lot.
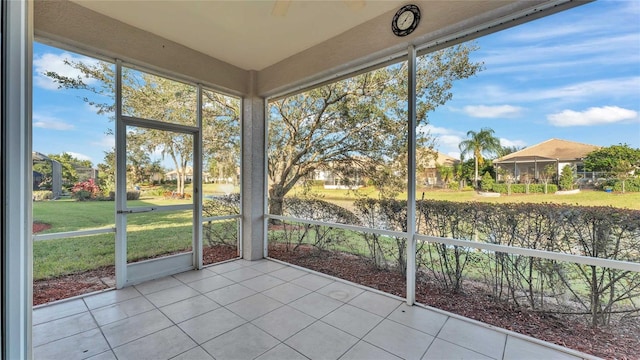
[491,183,558,194]
[602,178,640,192]
[33,190,54,201]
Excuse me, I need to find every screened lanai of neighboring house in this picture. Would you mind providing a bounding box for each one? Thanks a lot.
[493,138,602,183]
[4,1,637,359]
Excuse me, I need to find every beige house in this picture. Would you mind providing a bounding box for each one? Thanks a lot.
[493,138,600,182]
[418,150,459,187]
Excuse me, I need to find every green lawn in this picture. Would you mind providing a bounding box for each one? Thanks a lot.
[32,185,638,280]
[291,185,640,210]
[34,199,195,280]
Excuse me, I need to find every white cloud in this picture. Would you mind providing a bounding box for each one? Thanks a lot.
[447,151,461,160]
[90,135,115,149]
[32,113,74,130]
[499,138,527,148]
[547,106,639,127]
[465,77,640,105]
[65,152,92,162]
[462,105,524,118]
[418,125,464,155]
[33,52,99,90]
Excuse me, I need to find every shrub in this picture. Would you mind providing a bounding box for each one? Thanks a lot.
[492,183,557,194]
[274,197,361,253]
[202,194,241,247]
[105,191,139,200]
[203,194,240,217]
[71,179,100,201]
[559,165,574,190]
[33,190,53,201]
[480,172,494,191]
[601,177,640,192]
[127,191,140,200]
[354,198,408,274]
[447,182,460,191]
[416,199,640,326]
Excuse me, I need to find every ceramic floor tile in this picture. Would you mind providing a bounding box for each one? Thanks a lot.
[33,298,87,325]
[269,266,309,281]
[33,312,97,347]
[290,292,343,319]
[33,328,109,360]
[171,346,214,360]
[207,261,244,274]
[101,309,172,348]
[134,276,183,295]
[226,293,283,321]
[187,274,235,293]
[262,282,311,304]
[86,350,117,360]
[254,344,307,360]
[91,296,155,326]
[291,273,334,291]
[348,291,401,317]
[172,268,217,284]
[387,304,448,336]
[364,319,434,360]
[285,321,358,360]
[240,274,285,292]
[234,259,258,267]
[503,336,581,360]
[422,338,494,360]
[113,326,196,360]
[160,294,220,323]
[222,267,264,282]
[201,323,279,360]
[145,283,201,307]
[437,317,507,359]
[249,260,287,273]
[83,287,141,310]
[322,304,383,338]
[178,307,246,344]
[252,305,316,341]
[317,281,364,303]
[204,283,257,305]
[340,341,402,360]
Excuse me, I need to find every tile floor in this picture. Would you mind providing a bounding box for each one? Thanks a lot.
[33,259,592,360]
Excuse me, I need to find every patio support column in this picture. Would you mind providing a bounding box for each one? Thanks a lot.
[406,45,417,306]
[1,0,33,358]
[241,70,266,261]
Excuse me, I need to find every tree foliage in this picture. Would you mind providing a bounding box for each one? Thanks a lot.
[44,60,240,194]
[268,43,483,214]
[559,164,574,190]
[459,127,501,189]
[583,144,640,174]
[32,152,92,187]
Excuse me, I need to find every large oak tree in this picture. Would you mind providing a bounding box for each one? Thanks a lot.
[268,43,483,214]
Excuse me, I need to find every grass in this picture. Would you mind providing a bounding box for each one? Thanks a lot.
[32,184,638,280]
[291,185,640,210]
[34,199,212,280]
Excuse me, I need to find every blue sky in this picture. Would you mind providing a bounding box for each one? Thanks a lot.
[33,0,640,167]
[424,0,640,159]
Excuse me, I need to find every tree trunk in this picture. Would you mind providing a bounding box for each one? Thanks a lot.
[268,184,285,219]
[474,157,479,189]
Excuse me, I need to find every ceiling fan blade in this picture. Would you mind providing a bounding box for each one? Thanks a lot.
[272,0,291,17]
[345,0,365,11]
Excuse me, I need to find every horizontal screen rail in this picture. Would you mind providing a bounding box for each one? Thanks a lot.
[415,234,640,273]
[267,215,407,239]
[202,214,241,222]
[33,227,116,242]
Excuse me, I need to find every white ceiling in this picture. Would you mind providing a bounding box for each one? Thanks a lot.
[71,0,406,71]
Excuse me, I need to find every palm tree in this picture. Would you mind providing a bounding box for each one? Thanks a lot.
[459,128,501,189]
